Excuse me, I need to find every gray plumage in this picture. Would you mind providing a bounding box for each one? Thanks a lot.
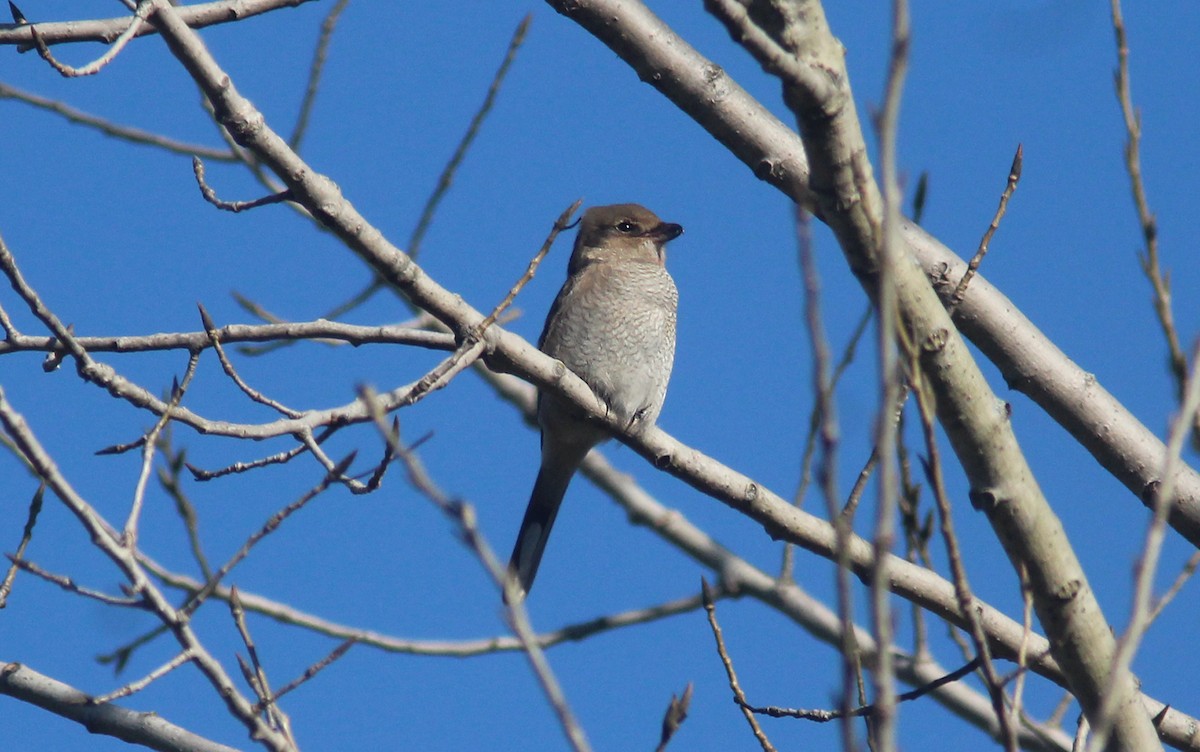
[506,204,681,602]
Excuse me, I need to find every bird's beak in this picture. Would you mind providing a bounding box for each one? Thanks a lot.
[651,222,684,242]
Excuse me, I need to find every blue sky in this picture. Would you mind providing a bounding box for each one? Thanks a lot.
[3,1,1199,750]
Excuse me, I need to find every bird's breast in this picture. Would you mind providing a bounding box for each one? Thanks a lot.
[540,262,678,425]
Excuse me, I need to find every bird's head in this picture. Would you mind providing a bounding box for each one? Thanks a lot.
[568,203,683,272]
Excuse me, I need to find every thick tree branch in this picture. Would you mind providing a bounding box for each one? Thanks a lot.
[0,662,239,752]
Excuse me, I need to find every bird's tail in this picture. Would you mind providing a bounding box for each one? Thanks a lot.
[505,445,587,603]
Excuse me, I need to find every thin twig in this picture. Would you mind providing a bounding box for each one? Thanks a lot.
[159,446,214,581]
[796,200,863,746]
[5,556,141,607]
[144,552,714,654]
[257,638,354,711]
[912,366,1020,752]
[307,13,534,321]
[477,199,582,335]
[180,454,354,618]
[1009,562,1034,740]
[407,13,532,263]
[97,626,170,674]
[895,410,931,659]
[125,352,201,544]
[741,657,982,721]
[29,0,153,77]
[229,587,295,743]
[0,483,44,608]
[90,649,195,705]
[397,199,582,408]
[1110,0,1192,443]
[1088,339,1200,752]
[841,447,879,523]
[702,579,777,752]
[949,144,1022,313]
[0,82,235,159]
[295,428,376,493]
[786,201,870,584]
[1148,550,1200,624]
[868,2,911,745]
[288,0,350,151]
[193,157,294,212]
[185,431,330,480]
[199,305,301,418]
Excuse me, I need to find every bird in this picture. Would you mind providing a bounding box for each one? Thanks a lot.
[505,203,682,602]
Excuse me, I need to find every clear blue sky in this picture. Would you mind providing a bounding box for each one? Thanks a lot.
[3,1,1199,750]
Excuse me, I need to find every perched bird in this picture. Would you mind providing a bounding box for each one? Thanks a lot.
[506,204,682,602]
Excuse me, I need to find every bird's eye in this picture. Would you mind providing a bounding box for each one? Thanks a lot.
[616,221,636,233]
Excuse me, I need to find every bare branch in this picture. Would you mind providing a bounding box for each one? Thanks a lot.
[229,587,296,745]
[65,4,1183,747]
[0,0,316,48]
[184,434,323,479]
[0,661,240,752]
[125,353,200,544]
[702,579,777,752]
[1148,550,1200,624]
[5,556,141,607]
[405,13,533,263]
[199,305,301,418]
[288,0,350,151]
[741,658,982,722]
[0,319,455,357]
[91,649,195,705]
[949,144,1023,312]
[478,358,1164,751]
[796,197,864,741]
[0,81,235,159]
[1109,0,1188,427]
[302,12,534,322]
[145,555,715,654]
[0,231,448,443]
[913,368,1019,751]
[257,638,353,711]
[180,454,353,618]
[27,1,153,77]
[0,483,43,607]
[1089,339,1200,751]
[868,1,912,745]
[155,430,214,581]
[193,156,295,212]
